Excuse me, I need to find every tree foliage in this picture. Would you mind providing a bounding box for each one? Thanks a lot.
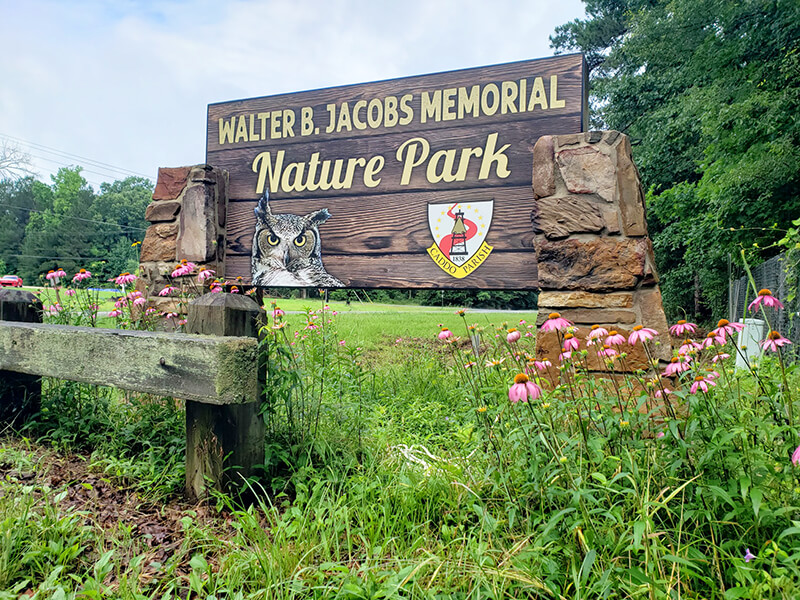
[553,0,800,320]
[0,167,153,283]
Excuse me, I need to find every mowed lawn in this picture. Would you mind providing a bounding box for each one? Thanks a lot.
[261,296,538,349]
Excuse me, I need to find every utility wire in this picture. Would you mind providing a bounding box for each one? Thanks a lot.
[0,132,155,181]
[26,153,145,187]
[6,253,117,261]
[0,202,148,233]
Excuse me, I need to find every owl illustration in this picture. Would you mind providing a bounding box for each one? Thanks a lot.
[251,192,344,287]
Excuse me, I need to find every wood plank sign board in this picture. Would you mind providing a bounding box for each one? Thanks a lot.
[207,54,586,289]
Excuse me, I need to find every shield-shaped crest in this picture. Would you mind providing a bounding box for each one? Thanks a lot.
[426,200,494,279]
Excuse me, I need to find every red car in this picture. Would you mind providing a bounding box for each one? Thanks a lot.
[0,275,23,287]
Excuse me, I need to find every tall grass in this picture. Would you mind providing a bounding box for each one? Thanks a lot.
[2,301,800,597]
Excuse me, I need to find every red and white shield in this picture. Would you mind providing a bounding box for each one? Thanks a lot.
[426,199,494,279]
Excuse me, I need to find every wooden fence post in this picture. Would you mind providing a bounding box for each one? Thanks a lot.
[0,289,43,424]
[185,293,265,499]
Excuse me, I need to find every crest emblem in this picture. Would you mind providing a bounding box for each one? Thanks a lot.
[426,200,494,279]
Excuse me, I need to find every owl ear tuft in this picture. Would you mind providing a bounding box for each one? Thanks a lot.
[305,208,331,226]
[254,191,272,221]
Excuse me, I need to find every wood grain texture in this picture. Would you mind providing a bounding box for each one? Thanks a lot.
[207,54,584,152]
[226,252,538,289]
[211,119,578,200]
[225,185,537,255]
[0,322,258,405]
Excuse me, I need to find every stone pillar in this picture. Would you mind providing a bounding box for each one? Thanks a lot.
[0,289,43,422]
[138,165,229,313]
[532,131,670,370]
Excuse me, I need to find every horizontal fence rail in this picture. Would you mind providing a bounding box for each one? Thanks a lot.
[0,321,259,404]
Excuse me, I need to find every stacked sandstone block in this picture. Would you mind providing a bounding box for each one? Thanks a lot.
[532,131,670,370]
[137,166,229,314]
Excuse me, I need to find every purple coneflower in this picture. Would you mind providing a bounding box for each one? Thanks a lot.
[533,360,551,371]
[562,333,580,351]
[587,324,608,340]
[690,375,716,394]
[438,328,452,341]
[669,320,697,336]
[628,325,658,345]
[598,344,618,358]
[559,350,573,362]
[158,286,177,297]
[46,268,67,282]
[749,288,784,312]
[761,330,792,352]
[605,330,626,346]
[508,373,542,403]
[114,272,137,286]
[702,331,726,349]
[198,267,216,282]
[792,444,800,466]
[711,352,730,363]
[506,328,521,343]
[679,339,703,355]
[108,309,123,318]
[540,312,572,332]
[662,357,690,377]
[72,269,92,283]
[710,319,745,342]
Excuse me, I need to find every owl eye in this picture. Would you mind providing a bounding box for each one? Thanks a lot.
[294,233,307,247]
[267,234,280,246]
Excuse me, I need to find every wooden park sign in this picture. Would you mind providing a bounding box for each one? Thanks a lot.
[207,54,587,289]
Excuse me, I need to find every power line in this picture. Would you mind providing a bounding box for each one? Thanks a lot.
[0,132,156,182]
[6,253,116,261]
[26,153,144,187]
[0,202,148,233]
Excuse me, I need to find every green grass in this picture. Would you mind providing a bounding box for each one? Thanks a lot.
[4,301,800,598]
[261,297,537,350]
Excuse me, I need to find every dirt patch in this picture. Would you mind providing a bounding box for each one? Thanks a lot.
[0,438,239,589]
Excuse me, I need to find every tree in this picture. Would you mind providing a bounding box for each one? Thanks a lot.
[0,177,37,274]
[0,141,34,181]
[552,0,800,320]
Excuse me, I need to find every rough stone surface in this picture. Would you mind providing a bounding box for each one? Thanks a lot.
[152,167,190,201]
[554,133,584,148]
[537,308,636,325]
[538,291,634,309]
[177,184,216,262]
[140,222,179,262]
[556,146,616,202]
[532,136,555,199]
[616,136,647,236]
[635,287,671,361]
[145,201,181,223]
[190,166,217,184]
[532,196,604,240]
[602,208,621,235]
[604,130,620,145]
[537,238,646,291]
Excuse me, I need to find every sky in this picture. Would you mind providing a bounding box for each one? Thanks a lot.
[0,0,585,189]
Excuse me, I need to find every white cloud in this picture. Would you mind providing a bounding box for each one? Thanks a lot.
[0,0,585,187]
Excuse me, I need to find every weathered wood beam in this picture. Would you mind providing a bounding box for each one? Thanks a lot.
[184,293,266,499]
[0,321,258,405]
[0,289,43,422]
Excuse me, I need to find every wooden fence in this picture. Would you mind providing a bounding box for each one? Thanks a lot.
[0,289,265,500]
